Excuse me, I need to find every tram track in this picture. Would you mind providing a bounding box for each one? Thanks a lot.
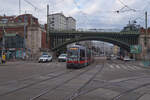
[0,65,72,97]
[66,74,150,100]
[1,60,149,100]
[69,61,150,100]
[112,82,150,100]
[0,63,66,86]
[63,62,105,100]
[29,61,101,100]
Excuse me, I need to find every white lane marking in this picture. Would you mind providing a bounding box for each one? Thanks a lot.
[127,65,135,70]
[121,65,132,71]
[121,65,128,70]
[133,65,142,70]
[110,65,114,69]
[131,65,139,70]
[116,65,121,69]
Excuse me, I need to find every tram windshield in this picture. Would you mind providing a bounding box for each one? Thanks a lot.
[67,47,79,58]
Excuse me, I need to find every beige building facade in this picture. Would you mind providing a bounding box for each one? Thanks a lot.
[48,13,76,31]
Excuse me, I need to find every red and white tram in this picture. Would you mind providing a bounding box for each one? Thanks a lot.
[66,45,93,69]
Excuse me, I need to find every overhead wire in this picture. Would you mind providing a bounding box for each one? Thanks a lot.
[72,0,130,27]
[72,0,91,27]
[19,0,150,27]
[117,0,136,12]
[72,0,114,27]
[23,0,38,11]
[128,0,150,25]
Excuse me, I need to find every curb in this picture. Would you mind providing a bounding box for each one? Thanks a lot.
[133,61,150,69]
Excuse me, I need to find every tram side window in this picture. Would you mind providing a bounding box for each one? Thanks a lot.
[80,49,85,60]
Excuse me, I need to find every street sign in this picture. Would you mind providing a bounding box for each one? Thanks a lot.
[130,45,142,54]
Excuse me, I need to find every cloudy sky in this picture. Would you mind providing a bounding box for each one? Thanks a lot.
[0,0,150,29]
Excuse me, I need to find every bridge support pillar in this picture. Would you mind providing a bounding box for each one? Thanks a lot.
[136,35,150,60]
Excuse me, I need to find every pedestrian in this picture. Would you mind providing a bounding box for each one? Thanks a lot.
[2,53,6,64]
[0,56,1,64]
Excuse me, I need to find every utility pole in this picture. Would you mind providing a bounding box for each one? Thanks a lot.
[2,25,5,55]
[1,18,7,55]
[145,11,147,46]
[23,15,27,59]
[144,11,148,63]
[46,4,51,48]
[19,0,21,14]
[47,5,49,39]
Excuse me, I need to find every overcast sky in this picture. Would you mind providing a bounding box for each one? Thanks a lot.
[0,0,150,29]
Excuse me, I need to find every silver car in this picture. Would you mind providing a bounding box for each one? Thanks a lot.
[58,54,67,62]
[38,55,52,63]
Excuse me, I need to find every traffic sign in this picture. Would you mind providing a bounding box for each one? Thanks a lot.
[130,45,142,54]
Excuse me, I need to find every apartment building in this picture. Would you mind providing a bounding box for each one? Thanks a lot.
[66,17,76,31]
[48,13,76,31]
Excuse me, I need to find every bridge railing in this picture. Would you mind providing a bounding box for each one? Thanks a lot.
[49,30,140,34]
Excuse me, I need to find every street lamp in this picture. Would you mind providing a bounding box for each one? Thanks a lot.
[103,42,105,56]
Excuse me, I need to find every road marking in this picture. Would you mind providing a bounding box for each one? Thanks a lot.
[121,65,132,71]
[132,65,139,70]
[121,65,128,70]
[133,65,142,70]
[127,65,135,70]
[107,63,143,71]
[115,65,121,69]
[110,65,114,69]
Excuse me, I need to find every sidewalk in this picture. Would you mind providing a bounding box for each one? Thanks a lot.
[0,59,37,66]
[131,60,150,69]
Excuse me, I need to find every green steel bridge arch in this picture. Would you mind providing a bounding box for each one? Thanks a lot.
[49,31,140,52]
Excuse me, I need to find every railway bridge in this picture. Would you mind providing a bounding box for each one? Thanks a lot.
[48,30,149,60]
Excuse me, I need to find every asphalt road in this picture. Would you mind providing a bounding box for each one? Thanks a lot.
[0,58,150,100]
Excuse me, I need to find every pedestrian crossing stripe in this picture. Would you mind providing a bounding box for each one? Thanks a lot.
[127,65,136,70]
[107,64,142,71]
[131,65,138,70]
[116,65,121,69]
[121,65,128,69]
[119,65,133,71]
[133,65,142,70]
[110,65,114,68]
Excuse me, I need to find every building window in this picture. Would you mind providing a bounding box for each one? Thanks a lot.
[51,21,54,24]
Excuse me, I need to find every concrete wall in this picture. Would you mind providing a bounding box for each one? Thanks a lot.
[26,26,42,58]
[136,34,150,60]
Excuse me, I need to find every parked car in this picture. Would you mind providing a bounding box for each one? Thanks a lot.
[123,56,131,61]
[111,56,117,60]
[58,54,67,62]
[38,55,52,63]
[106,56,111,60]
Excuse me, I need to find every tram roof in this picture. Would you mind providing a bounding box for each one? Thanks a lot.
[68,44,86,49]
